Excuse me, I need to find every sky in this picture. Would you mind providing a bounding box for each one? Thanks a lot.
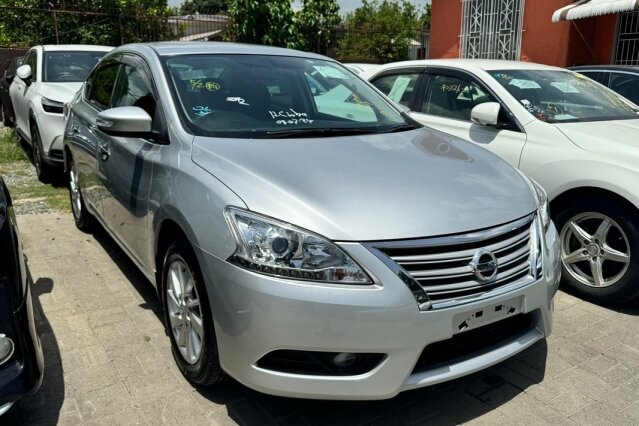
[167,0,431,14]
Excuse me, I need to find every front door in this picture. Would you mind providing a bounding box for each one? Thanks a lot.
[96,57,161,268]
[410,68,527,168]
[10,50,37,138]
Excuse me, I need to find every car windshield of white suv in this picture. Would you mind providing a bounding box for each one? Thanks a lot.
[44,51,108,83]
[490,69,639,123]
[163,54,415,138]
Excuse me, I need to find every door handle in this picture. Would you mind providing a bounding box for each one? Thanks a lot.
[98,143,111,161]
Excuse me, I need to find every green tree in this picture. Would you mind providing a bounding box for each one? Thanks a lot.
[0,0,176,47]
[226,0,295,47]
[292,0,340,54]
[180,0,228,15]
[420,3,431,31]
[337,0,421,63]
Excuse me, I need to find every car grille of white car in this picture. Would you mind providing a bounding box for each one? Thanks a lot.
[369,215,539,308]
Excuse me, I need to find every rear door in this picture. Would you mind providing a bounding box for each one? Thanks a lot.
[96,54,163,268]
[68,56,121,214]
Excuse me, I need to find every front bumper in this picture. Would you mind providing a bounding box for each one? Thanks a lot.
[34,110,65,166]
[0,275,44,410]
[196,224,560,400]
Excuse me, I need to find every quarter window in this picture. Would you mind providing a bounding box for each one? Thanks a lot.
[371,73,420,108]
[87,64,120,109]
[112,65,156,118]
[421,74,496,121]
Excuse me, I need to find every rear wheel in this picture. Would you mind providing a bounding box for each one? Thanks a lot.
[68,156,94,232]
[555,196,639,304]
[30,124,52,183]
[162,239,224,386]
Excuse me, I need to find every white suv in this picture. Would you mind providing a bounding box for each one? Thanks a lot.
[10,45,112,181]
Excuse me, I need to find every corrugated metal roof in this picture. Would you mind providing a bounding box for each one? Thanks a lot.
[552,0,639,22]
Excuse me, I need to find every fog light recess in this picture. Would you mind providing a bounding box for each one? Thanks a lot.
[257,350,385,376]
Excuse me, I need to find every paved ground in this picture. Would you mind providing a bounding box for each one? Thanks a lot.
[5,213,639,425]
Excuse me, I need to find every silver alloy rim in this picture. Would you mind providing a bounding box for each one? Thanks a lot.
[560,212,630,288]
[166,259,204,364]
[69,164,82,218]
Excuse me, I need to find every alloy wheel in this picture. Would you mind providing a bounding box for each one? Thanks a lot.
[166,259,204,365]
[560,212,630,288]
[69,163,82,218]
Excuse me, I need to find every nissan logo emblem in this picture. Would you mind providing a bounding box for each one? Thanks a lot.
[469,249,499,282]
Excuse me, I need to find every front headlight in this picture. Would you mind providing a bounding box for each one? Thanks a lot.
[530,179,550,229]
[41,97,64,114]
[225,207,372,284]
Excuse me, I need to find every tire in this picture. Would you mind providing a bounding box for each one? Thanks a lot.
[68,156,94,232]
[554,196,639,304]
[162,238,224,386]
[30,124,52,183]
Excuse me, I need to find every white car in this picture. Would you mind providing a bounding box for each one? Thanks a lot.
[365,59,639,304]
[343,63,382,75]
[10,45,112,181]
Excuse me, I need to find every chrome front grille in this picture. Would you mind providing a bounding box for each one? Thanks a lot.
[369,215,538,307]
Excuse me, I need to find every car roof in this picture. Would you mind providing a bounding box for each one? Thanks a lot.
[569,65,639,73]
[41,44,114,52]
[367,59,565,76]
[123,41,330,61]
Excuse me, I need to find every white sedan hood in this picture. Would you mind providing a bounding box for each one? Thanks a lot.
[555,119,639,157]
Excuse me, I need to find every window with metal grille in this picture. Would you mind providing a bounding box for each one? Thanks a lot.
[460,0,525,60]
[614,11,639,66]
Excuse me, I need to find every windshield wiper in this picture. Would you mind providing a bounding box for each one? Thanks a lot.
[381,123,419,133]
[266,128,382,138]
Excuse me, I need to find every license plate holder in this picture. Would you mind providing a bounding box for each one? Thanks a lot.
[452,296,523,335]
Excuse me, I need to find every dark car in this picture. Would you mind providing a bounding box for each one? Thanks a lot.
[1,56,23,127]
[0,176,43,416]
[570,65,639,106]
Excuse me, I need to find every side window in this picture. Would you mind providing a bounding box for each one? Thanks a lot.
[21,51,37,82]
[371,73,420,108]
[420,74,496,121]
[609,72,639,105]
[577,71,608,85]
[87,64,120,109]
[111,64,156,118]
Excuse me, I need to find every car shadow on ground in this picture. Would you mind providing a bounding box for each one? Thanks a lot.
[6,276,65,425]
[89,224,549,425]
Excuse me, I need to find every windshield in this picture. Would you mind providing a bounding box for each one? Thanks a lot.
[44,51,108,83]
[163,54,411,138]
[490,69,639,123]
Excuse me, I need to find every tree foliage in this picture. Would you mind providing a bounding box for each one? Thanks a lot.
[337,0,421,63]
[179,0,227,15]
[226,0,296,47]
[0,0,176,47]
[292,0,340,54]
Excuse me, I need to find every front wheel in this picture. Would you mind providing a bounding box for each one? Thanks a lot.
[162,239,224,386]
[555,197,639,304]
[30,124,52,183]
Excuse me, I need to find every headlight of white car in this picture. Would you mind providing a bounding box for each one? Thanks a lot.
[41,97,64,114]
[225,207,372,284]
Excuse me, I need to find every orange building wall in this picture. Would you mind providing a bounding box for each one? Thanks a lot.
[429,0,461,58]
[429,0,617,66]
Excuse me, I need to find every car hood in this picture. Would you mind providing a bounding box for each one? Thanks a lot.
[192,128,537,241]
[555,119,639,156]
[38,82,82,103]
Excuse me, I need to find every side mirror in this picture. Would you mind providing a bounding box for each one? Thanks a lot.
[96,106,152,135]
[16,65,32,82]
[471,102,501,126]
